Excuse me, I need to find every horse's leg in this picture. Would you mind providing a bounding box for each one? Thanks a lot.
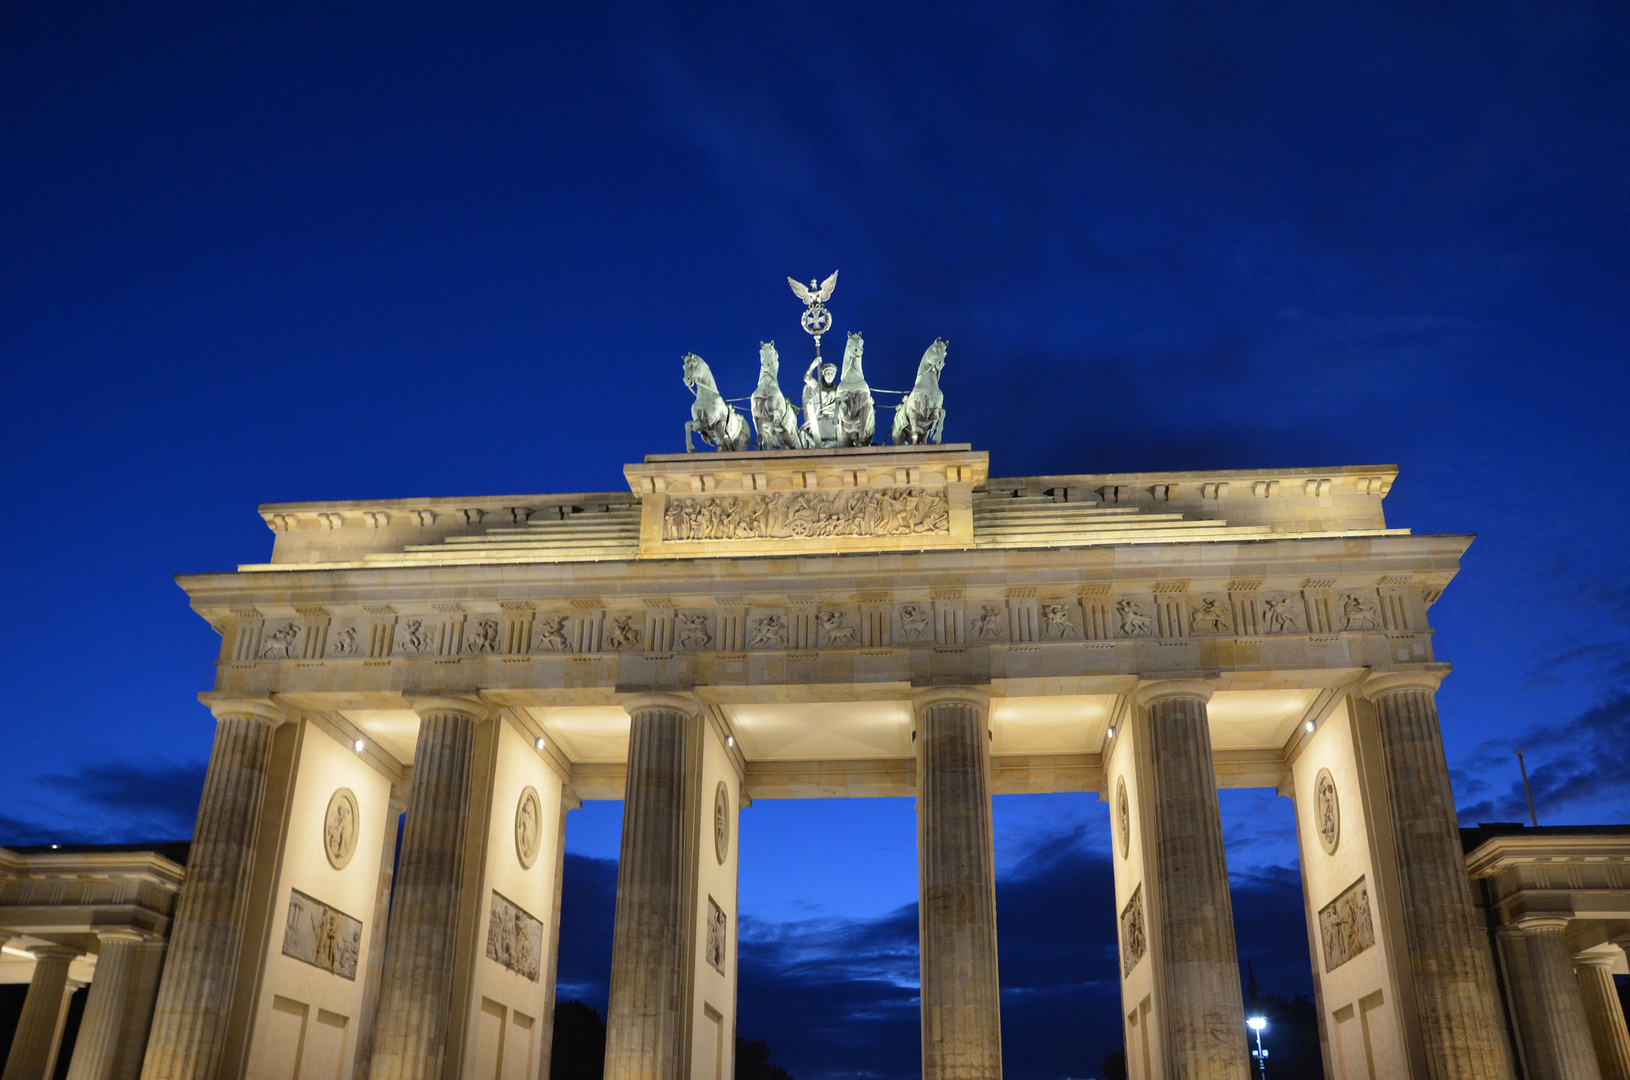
[931,408,945,444]
[685,420,697,452]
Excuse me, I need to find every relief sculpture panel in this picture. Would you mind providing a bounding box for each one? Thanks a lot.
[1319,876,1375,972]
[1119,884,1146,978]
[663,487,949,542]
[282,889,361,980]
[486,890,544,982]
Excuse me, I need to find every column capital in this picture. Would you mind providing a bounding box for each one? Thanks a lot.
[405,694,490,723]
[92,928,148,946]
[1133,678,1213,707]
[619,691,703,718]
[197,693,285,727]
[911,685,991,713]
[1513,913,1574,932]
[1572,950,1620,970]
[1360,665,1450,700]
[26,944,82,964]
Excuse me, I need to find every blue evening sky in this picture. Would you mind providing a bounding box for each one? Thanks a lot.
[3,4,1628,1078]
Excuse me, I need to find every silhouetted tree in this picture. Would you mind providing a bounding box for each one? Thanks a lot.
[549,1000,606,1080]
[735,1038,794,1080]
[1098,1047,1127,1080]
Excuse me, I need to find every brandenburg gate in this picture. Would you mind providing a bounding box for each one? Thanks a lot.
[100,435,1524,1080]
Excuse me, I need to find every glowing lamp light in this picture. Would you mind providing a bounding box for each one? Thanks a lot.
[353,739,365,753]
[1247,1016,1268,1031]
[1106,726,1115,739]
[535,737,546,750]
[1305,720,1316,733]
[726,735,735,748]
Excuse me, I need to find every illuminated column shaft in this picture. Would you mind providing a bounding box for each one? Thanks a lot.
[2,946,82,1080]
[368,698,485,1080]
[66,932,165,1080]
[1135,680,1250,1080]
[139,700,283,1080]
[915,688,1002,1080]
[1576,954,1630,1080]
[1363,672,1516,1080]
[1512,919,1601,1080]
[603,695,705,1080]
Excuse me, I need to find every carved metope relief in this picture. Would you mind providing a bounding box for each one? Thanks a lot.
[486,891,544,981]
[1116,777,1131,860]
[1120,885,1147,978]
[324,788,359,870]
[969,604,1005,641]
[535,614,572,652]
[465,617,500,654]
[748,613,788,648]
[1314,768,1340,855]
[898,603,932,641]
[1040,602,1079,639]
[1115,599,1154,637]
[1319,877,1375,972]
[714,781,731,865]
[259,622,301,659]
[706,896,728,974]
[662,488,949,542]
[283,889,362,980]
[676,613,712,650]
[606,615,643,651]
[515,786,542,870]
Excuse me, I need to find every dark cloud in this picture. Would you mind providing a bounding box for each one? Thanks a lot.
[555,854,618,1012]
[1456,688,1630,826]
[32,760,206,842]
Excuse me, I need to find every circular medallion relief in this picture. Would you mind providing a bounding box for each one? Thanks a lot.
[324,788,359,870]
[1116,777,1131,860]
[713,781,731,865]
[515,786,543,870]
[1314,768,1340,855]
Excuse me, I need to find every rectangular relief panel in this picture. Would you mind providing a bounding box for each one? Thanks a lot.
[1320,876,1376,973]
[485,890,544,982]
[282,889,362,980]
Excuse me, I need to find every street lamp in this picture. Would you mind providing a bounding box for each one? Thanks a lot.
[1246,1016,1269,1078]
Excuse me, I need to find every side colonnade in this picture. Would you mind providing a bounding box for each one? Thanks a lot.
[11,669,1538,1080]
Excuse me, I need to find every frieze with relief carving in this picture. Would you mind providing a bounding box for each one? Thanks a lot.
[1319,877,1374,972]
[662,487,948,542]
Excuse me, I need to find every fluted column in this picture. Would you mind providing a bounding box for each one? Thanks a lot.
[352,796,405,1080]
[1512,917,1601,1080]
[2,945,82,1080]
[369,696,487,1080]
[1575,952,1630,1080]
[139,698,284,1080]
[66,932,148,1080]
[915,687,1002,1080]
[1134,679,1249,1080]
[604,693,704,1080]
[1362,670,1515,1080]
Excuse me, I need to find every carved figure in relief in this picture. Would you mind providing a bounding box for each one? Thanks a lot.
[1319,879,1374,972]
[751,341,806,450]
[890,338,948,445]
[835,332,875,447]
[1040,603,1078,639]
[465,618,500,654]
[260,623,300,659]
[663,488,949,542]
[1115,599,1153,637]
[485,892,543,982]
[1315,769,1340,854]
[1119,885,1147,977]
[1261,594,1301,634]
[1189,598,1231,635]
[682,353,752,453]
[898,604,931,640]
[676,613,712,650]
[818,610,860,646]
[330,626,360,656]
[606,616,642,651]
[748,614,788,648]
[706,897,728,974]
[399,619,436,655]
[970,605,1005,640]
[535,615,571,652]
[324,794,354,867]
[1341,592,1381,630]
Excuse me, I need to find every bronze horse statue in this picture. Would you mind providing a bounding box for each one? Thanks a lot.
[750,341,805,450]
[682,353,752,452]
[890,338,948,445]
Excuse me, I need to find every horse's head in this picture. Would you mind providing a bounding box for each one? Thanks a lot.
[681,352,708,392]
[920,338,948,378]
[758,341,779,379]
[840,331,865,384]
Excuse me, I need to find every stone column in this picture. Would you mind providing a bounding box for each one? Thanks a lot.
[1575,952,1630,1080]
[2,945,82,1080]
[604,694,704,1080]
[1133,680,1249,1080]
[1510,917,1601,1080]
[914,687,1002,1080]
[368,697,487,1080]
[139,698,284,1080]
[352,794,405,1080]
[1362,670,1516,1080]
[66,931,150,1080]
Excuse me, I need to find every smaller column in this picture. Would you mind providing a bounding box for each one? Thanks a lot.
[66,931,147,1080]
[1575,951,1630,1080]
[1515,916,1602,1080]
[2,945,82,1080]
[914,687,1002,1080]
